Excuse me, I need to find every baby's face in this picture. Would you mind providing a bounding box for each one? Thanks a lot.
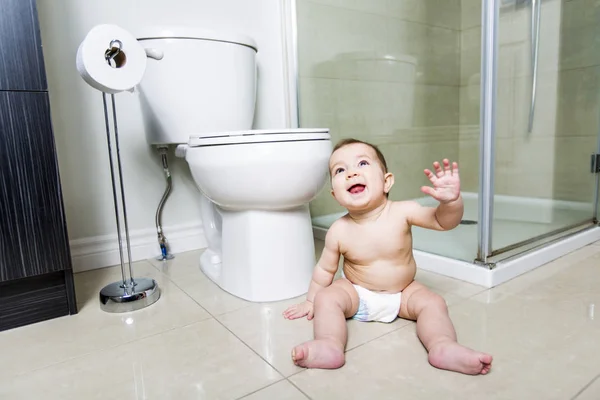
[328,143,393,212]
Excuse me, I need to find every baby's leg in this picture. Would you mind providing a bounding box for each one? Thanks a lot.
[292,278,359,369]
[399,281,492,375]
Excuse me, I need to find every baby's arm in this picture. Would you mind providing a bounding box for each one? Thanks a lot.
[282,223,341,320]
[305,226,341,302]
[400,197,464,231]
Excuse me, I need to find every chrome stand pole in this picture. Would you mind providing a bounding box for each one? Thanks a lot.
[97,42,160,312]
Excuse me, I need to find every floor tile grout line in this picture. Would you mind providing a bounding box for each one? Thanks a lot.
[285,369,306,379]
[91,265,292,400]
[210,316,289,379]
[570,373,600,400]
[320,288,488,365]
[145,257,241,316]
[285,377,313,400]
[461,288,488,302]
[144,256,257,317]
[85,260,483,338]
[233,376,312,400]
[64,245,600,391]
[283,322,418,398]
[4,316,209,380]
[54,261,288,400]
[10,258,213,380]
[150,256,469,379]
[144,255,486,395]
[147,254,324,384]
[214,303,254,318]
[343,321,415,354]
[234,378,288,400]
[153,264,294,383]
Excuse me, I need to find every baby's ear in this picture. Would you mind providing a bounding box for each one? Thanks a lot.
[384,172,395,194]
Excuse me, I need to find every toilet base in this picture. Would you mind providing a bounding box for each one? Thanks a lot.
[199,205,316,302]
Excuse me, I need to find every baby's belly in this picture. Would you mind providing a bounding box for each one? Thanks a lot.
[343,260,417,294]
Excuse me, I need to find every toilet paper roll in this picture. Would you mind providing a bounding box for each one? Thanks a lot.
[76,24,147,94]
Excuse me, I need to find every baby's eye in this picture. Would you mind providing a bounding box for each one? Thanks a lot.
[335,167,345,175]
[358,160,369,167]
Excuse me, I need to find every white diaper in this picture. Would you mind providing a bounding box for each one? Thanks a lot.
[351,284,401,323]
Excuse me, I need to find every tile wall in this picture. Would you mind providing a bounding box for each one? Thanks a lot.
[300,0,600,219]
[297,0,462,217]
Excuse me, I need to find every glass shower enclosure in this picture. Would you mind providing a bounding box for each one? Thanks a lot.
[295,0,600,267]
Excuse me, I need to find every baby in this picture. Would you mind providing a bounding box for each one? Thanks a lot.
[283,138,492,375]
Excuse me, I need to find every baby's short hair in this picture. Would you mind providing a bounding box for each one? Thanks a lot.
[332,138,388,173]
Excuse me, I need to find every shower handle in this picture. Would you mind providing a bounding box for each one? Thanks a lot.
[528,0,541,133]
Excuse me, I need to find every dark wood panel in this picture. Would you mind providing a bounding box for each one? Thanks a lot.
[0,92,72,281]
[0,271,70,331]
[64,268,78,314]
[0,0,47,91]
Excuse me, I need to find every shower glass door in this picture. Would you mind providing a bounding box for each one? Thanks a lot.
[296,0,479,261]
[489,0,600,256]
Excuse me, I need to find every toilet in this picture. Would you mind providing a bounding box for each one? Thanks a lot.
[136,27,332,302]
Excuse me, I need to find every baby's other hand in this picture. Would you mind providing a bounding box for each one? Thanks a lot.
[422,158,461,204]
[282,300,314,320]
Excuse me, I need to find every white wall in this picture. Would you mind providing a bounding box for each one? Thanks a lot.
[36,0,293,270]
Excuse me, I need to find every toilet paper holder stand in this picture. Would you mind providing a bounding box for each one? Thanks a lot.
[98,39,161,313]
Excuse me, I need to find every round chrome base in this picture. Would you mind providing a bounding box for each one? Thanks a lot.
[156,253,175,261]
[99,277,160,313]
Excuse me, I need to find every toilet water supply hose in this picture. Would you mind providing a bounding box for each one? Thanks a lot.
[155,146,173,259]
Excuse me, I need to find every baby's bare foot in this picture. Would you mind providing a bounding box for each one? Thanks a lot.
[428,341,493,375]
[292,339,345,369]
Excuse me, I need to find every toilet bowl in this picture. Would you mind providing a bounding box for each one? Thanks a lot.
[178,129,331,301]
[136,27,332,301]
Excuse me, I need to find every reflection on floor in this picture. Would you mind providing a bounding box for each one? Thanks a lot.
[1,240,599,399]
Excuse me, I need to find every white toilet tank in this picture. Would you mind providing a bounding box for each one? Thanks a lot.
[136,27,258,145]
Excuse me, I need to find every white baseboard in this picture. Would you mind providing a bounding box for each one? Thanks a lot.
[70,221,207,273]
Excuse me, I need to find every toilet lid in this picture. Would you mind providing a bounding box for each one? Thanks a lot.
[188,128,330,147]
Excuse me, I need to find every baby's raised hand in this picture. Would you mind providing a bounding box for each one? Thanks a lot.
[421,159,461,204]
[282,300,314,320]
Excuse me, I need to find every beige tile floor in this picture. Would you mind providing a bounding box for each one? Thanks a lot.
[1,240,600,399]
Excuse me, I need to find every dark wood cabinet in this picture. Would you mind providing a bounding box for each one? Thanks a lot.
[0,92,72,281]
[0,0,47,91]
[0,0,77,331]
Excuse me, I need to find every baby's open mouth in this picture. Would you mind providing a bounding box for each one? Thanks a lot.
[348,184,366,194]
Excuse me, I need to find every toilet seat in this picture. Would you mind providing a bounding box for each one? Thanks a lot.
[188,128,330,147]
